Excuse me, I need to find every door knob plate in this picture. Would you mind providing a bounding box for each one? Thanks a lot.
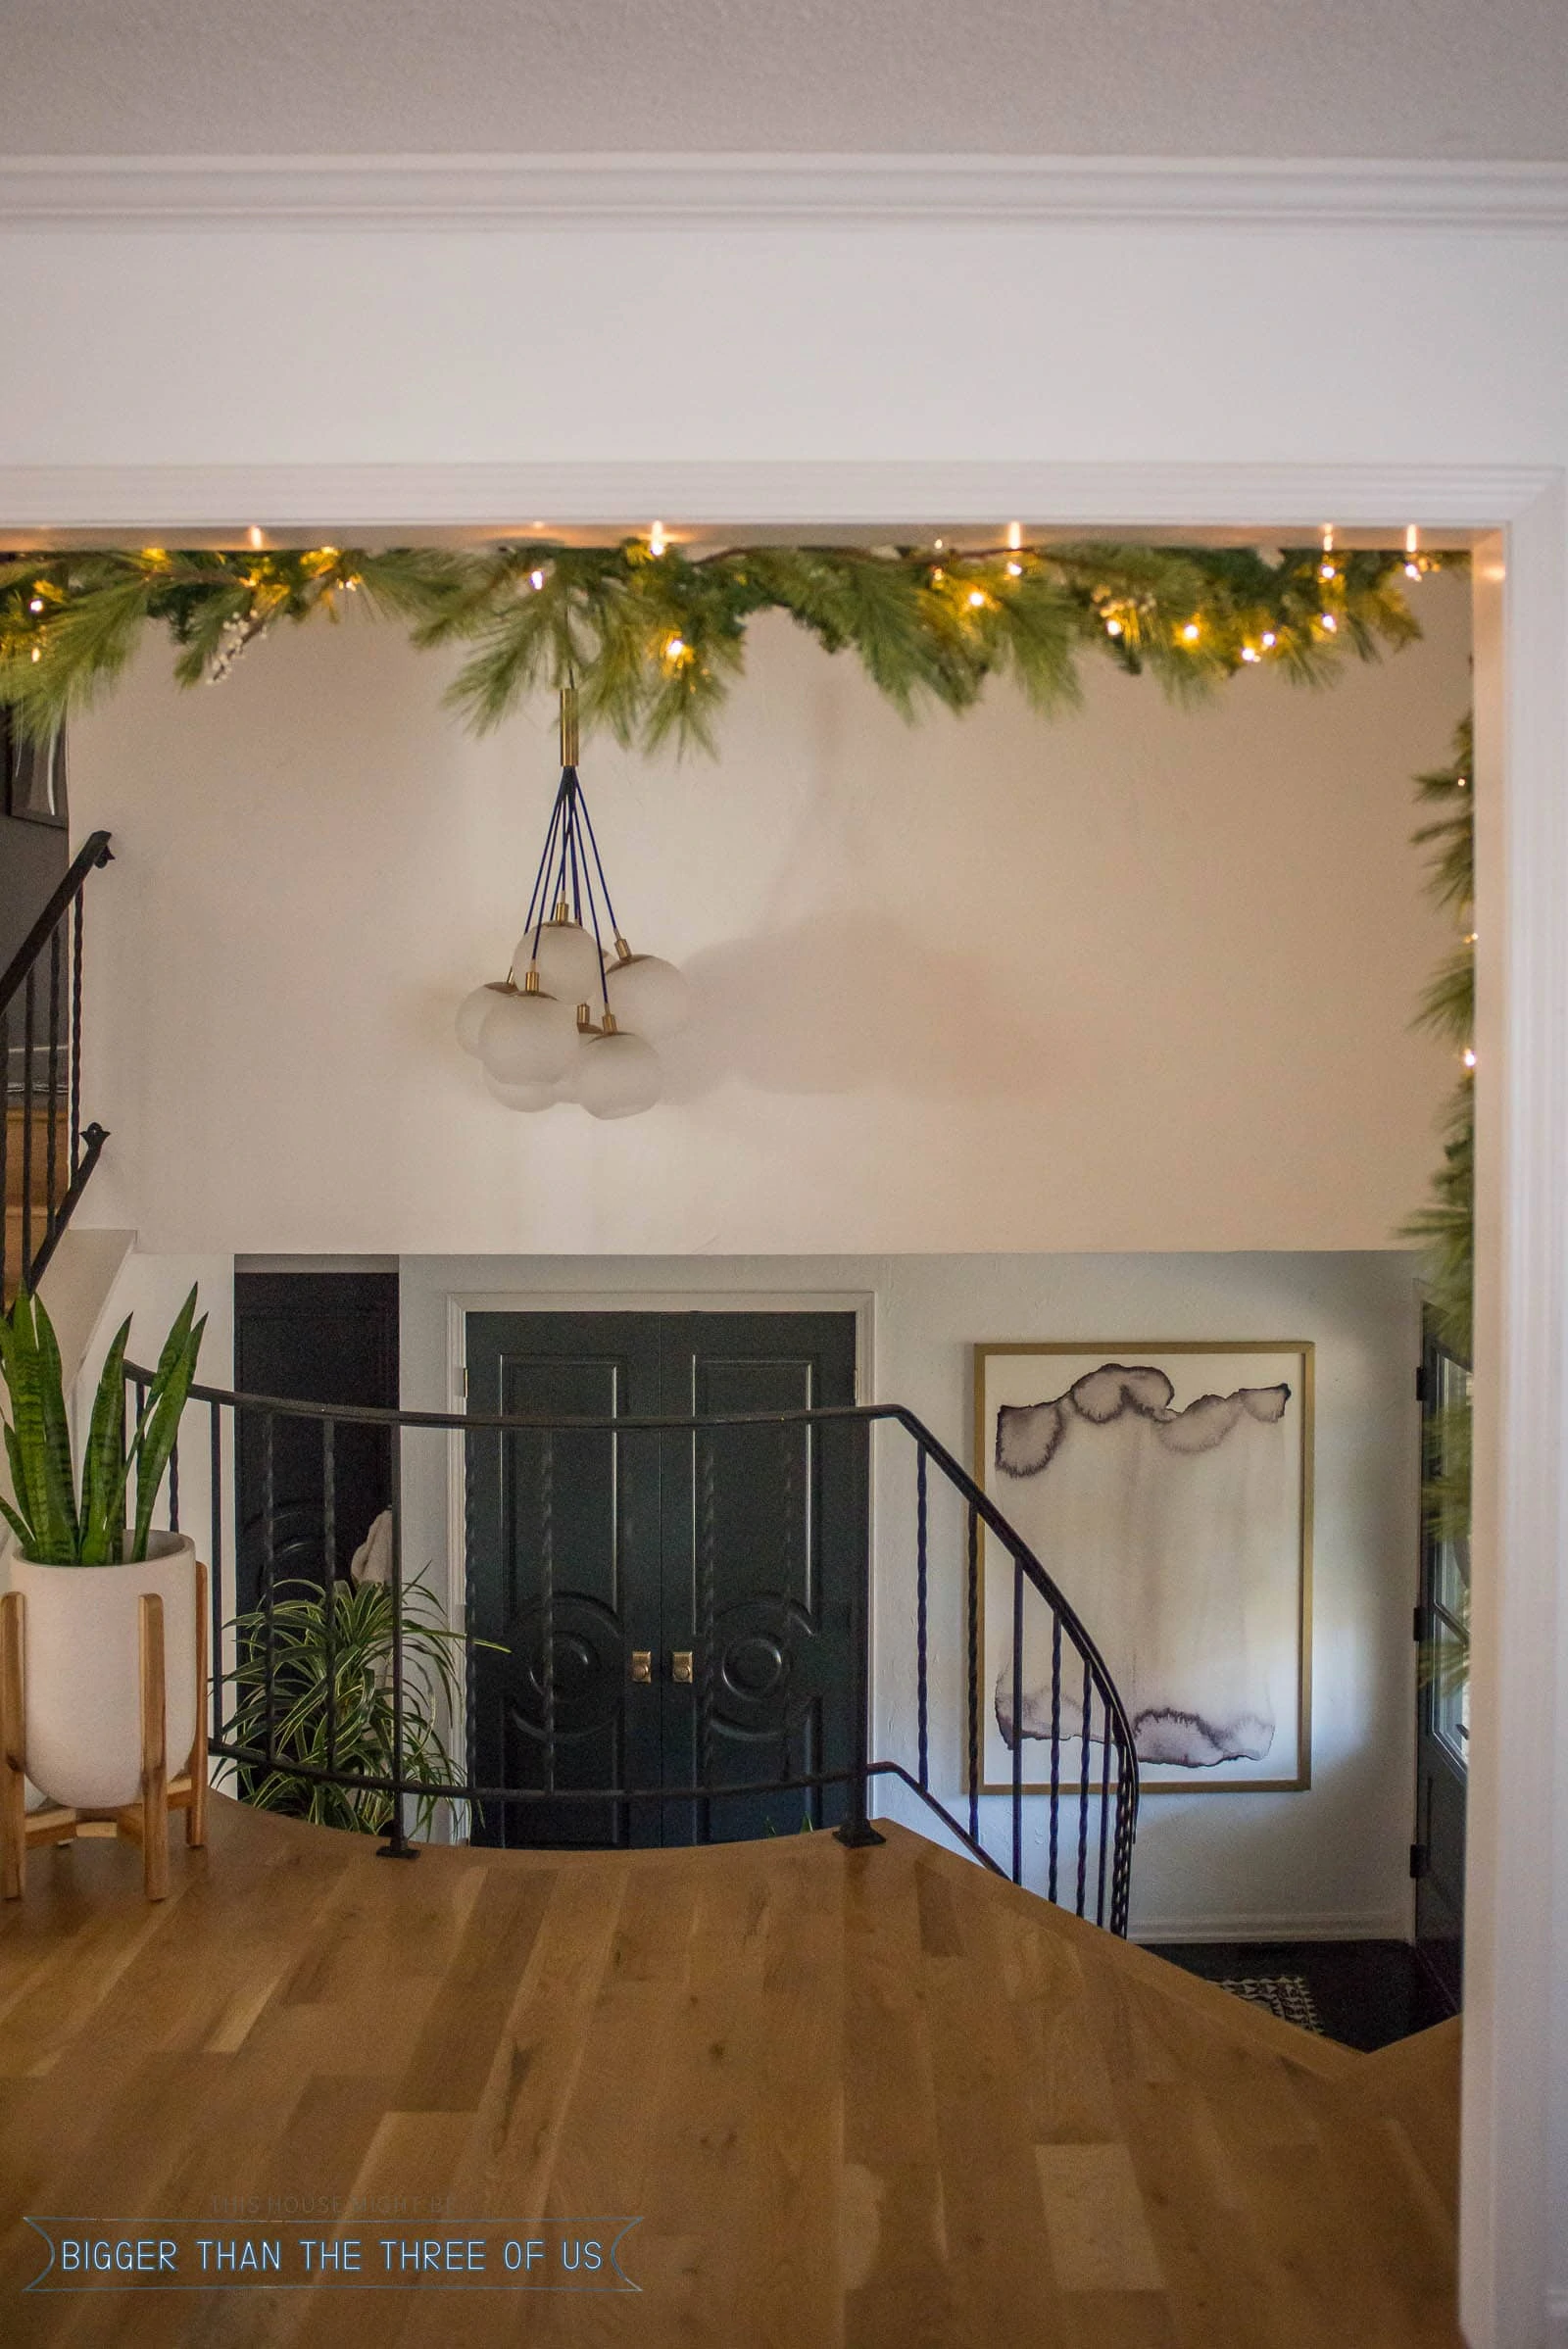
[671,1650,694,1685]
[629,1650,652,1685]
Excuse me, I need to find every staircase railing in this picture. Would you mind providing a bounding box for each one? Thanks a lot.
[0,830,113,1301]
[133,1368,1141,1933]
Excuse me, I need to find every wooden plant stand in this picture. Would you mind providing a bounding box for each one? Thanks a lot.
[0,1560,209,1903]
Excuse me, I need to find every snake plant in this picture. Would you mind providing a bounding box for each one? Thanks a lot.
[0,1284,206,1564]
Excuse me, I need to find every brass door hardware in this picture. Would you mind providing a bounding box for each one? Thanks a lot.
[629,1651,652,1685]
[670,1651,694,1685]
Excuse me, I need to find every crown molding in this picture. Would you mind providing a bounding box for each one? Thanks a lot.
[0,460,1551,540]
[1,153,1566,232]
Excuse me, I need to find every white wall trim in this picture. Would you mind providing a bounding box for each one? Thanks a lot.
[1134,1908,1410,1944]
[0,460,1553,540]
[4,153,1568,232]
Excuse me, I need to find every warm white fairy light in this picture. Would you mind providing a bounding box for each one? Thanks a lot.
[1463,1048,1478,1070]
[1181,621,1200,644]
[664,634,687,662]
[530,568,545,590]
[649,520,667,558]
[1006,521,1022,552]
[1105,618,1123,637]
[27,597,43,613]
[1005,561,1022,578]
[967,588,988,610]
[1404,523,1423,580]
[247,525,265,551]
[1320,612,1338,632]
[1241,646,1260,663]
[1261,631,1277,649]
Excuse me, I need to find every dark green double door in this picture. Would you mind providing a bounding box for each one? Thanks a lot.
[465,1310,863,1848]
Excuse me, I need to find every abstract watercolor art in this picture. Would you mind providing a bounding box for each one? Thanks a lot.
[973,1345,1312,1794]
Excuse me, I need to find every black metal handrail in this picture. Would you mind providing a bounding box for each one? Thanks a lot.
[131,1364,1141,1933]
[0,829,113,1300]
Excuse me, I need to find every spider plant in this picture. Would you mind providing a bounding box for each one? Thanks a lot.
[226,1570,496,1838]
[0,1284,205,1564]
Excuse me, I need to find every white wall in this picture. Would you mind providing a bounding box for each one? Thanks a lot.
[66,573,1466,1260]
[398,1247,1423,1940]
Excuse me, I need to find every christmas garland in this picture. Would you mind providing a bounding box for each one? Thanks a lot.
[1401,716,1475,1568]
[0,536,1455,752]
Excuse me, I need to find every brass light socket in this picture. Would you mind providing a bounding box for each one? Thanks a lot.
[560,684,580,768]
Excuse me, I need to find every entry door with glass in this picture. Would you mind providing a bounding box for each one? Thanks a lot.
[1413,1310,1469,2011]
[464,1309,863,1848]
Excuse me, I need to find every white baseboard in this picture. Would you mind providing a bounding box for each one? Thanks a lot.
[1133,1910,1408,1944]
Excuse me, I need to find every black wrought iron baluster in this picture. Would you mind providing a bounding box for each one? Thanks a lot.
[966,1501,980,1846]
[321,1419,337,1780]
[1076,1654,1092,1918]
[70,889,83,1178]
[21,967,34,1278]
[540,1429,557,1803]
[44,923,60,1238]
[1097,1686,1112,1929]
[208,1400,223,1749]
[379,1417,414,1858]
[915,1447,929,1793]
[262,1411,276,1770]
[1011,1555,1024,1885]
[1049,1614,1061,1905]
[777,1418,801,1818]
[696,1427,715,1844]
[835,1417,882,1850]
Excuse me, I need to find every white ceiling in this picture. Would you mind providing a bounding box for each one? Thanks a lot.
[3,0,1565,162]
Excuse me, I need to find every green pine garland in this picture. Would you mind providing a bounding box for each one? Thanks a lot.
[1402,715,1475,1554]
[0,536,1456,753]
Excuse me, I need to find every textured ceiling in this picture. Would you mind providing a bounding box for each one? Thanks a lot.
[2,0,1565,161]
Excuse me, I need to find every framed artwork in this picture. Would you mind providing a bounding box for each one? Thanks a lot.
[973,1343,1313,1794]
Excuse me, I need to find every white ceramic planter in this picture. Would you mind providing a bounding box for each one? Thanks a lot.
[9,1534,200,1810]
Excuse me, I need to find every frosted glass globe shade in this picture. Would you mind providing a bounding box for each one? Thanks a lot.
[576,1031,662,1120]
[603,953,693,1043]
[517,918,605,1007]
[477,987,578,1084]
[483,1069,562,1112]
[456,982,508,1056]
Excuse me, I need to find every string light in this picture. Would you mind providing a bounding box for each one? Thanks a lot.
[1261,631,1277,649]
[933,539,945,553]
[1005,521,1022,552]
[247,525,265,551]
[966,588,988,610]
[1181,621,1200,644]
[1456,774,1469,791]
[1462,1048,1477,1070]
[1241,646,1260,663]
[663,634,687,662]
[1320,612,1338,632]
[529,568,545,590]
[1105,618,1123,637]
[649,521,667,558]
[1005,561,1022,578]
[30,647,41,662]
[27,597,43,613]
[1404,523,1423,580]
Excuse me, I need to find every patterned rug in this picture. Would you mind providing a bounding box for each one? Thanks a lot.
[1216,1973,1325,2033]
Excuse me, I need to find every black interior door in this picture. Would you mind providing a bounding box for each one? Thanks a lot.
[465,1309,862,1849]
[1413,1311,1469,2012]
[233,1271,400,1612]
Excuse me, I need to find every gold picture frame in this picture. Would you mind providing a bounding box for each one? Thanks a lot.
[972,1341,1314,1796]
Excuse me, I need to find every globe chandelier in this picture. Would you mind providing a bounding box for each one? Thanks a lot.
[455,686,692,1119]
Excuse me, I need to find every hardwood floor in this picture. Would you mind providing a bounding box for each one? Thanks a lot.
[0,1798,1461,2346]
